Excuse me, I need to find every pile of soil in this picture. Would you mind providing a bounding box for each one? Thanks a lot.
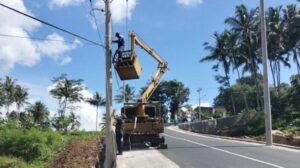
[241,130,300,147]
[49,137,104,168]
[272,130,300,147]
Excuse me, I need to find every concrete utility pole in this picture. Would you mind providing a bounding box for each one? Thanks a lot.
[197,88,202,120]
[104,0,115,167]
[260,0,273,146]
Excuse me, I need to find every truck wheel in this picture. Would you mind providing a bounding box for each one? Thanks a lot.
[150,142,159,147]
[158,143,168,149]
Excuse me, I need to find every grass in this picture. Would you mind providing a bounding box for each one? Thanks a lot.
[0,129,104,168]
[65,131,104,140]
[0,156,41,168]
[279,126,300,136]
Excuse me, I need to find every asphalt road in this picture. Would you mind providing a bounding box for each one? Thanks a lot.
[160,127,300,168]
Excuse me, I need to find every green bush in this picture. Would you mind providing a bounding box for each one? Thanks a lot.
[272,118,288,130]
[229,114,265,136]
[0,156,41,168]
[67,131,104,139]
[0,156,29,168]
[290,118,300,127]
[0,120,103,166]
[0,120,20,130]
[0,129,65,162]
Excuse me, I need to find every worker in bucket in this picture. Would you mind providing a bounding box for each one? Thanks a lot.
[115,115,124,155]
[112,32,125,60]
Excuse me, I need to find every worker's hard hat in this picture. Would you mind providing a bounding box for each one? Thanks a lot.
[115,32,120,37]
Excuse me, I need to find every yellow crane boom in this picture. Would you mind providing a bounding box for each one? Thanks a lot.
[130,32,168,103]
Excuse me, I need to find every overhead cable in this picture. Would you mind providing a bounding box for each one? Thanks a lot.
[0,33,99,46]
[89,0,104,45]
[0,2,104,48]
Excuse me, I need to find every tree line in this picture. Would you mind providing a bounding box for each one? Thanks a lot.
[201,3,299,112]
[200,2,299,131]
[114,80,191,123]
[0,74,105,132]
[0,74,193,131]
[114,80,226,123]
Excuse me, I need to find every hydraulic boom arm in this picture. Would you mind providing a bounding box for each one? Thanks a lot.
[130,32,168,103]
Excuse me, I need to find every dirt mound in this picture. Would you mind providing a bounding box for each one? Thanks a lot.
[272,130,300,147]
[49,137,104,168]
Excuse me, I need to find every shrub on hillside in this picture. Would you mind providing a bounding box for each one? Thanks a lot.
[0,129,65,162]
[0,156,39,168]
[229,113,265,136]
[0,156,27,168]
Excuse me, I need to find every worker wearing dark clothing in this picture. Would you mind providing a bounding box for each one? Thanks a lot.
[113,32,125,60]
[115,117,123,155]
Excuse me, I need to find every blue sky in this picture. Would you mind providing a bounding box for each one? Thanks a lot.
[0,0,298,130]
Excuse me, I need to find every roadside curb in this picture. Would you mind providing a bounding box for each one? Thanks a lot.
[171,126,300,151]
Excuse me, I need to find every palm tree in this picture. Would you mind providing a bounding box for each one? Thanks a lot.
[202,32,231,76]
[69,112,81,131]
[50,74,85,117]
[223,30,242,77]
[225,5,263,110]
[223,30,249,111]
[282,5,300,77]
[2,76,16,114]
[201,32,237,114]
[266,6,291,94]
[14,85,29,113]
[86,92,106,131]
[114,84,136,103]
[27,101,50,127]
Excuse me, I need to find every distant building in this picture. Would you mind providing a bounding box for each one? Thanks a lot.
[214,106,226,117]
[194,106,227,117]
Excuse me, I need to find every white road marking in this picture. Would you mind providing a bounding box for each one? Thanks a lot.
[167,126,300,153]
[167,126,263,146]
[164,133,285,168]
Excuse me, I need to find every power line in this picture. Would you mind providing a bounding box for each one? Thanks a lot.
[0,2,104,48]
[0,33,99,46]
[88,0,104,45]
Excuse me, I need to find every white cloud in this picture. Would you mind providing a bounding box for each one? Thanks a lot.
[0,0,41,72]
[73,89,103,131]
[192,102,211,109]
[200,102,210,107]
[36,34,80,59]
[0,0,80,72]
[46,84,103,131]
[47,0,137,29]
[94,0,137,23]
[177,0,203,7]
[60,56,72,65]
[48,0,137,23]
[36,34,80,64]
[49,0,85,9]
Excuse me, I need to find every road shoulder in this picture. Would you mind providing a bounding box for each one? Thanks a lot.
[116,148,179,168]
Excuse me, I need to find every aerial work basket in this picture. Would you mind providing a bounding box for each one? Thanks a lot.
[113,50,142,80]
